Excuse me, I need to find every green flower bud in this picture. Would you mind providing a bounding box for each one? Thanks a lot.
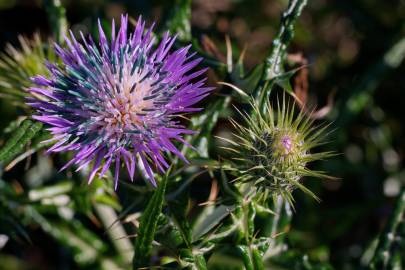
[225,98,333,203]
[0,34,56,108]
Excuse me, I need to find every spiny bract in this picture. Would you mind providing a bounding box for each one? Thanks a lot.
[226,98,333,203]
[0,33,56,108]
[28,15,212,188]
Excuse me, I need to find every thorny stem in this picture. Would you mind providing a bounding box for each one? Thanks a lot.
[242,200,251,245]
[237,245,255,270]
[254,0,308,108]
[371,188,405,269]
[238,190,265,269]
[263,0,308,79]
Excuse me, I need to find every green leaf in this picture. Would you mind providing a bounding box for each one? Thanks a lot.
[155,213,185,249]
[0,119,43,164]
[192,205,233,242]
[178,249,208,270]
[0,120,32,157]
[273,66,302,95]
[133,174,168,268]
[94,203,133,265]
[231,64,264,96]
[255,195,292,257]
[169,187,193,246]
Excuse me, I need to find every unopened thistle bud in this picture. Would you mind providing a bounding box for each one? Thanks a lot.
[226,98,333,203]
[0,34,55,107]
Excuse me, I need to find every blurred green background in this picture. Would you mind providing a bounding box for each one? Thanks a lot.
[0,0,404,269]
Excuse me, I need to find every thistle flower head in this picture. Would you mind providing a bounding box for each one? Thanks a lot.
[28,15,212,188]
[228,98,333,203]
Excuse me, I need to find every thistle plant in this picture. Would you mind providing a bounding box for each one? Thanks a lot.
[1,0,403,269]
[28,15,212,188]
[226,98,333,204]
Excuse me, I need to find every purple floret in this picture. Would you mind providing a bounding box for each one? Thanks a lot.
[28,14,213,189]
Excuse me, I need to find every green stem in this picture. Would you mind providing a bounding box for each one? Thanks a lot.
[370,188,405,269]
[262,195,293,259]
[193,254,208,270]
[239,194,265,269]
[263,0,308,80]
[237,245,254,270]
[43,0,68,44]
[251,248,265,270]
[236,244,265,270]
[254,0,308,108]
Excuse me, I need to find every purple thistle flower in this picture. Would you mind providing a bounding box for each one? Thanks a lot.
[28,15,213,189]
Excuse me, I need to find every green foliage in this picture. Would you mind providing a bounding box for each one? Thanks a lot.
[133,174,168,268]
[163,0,192,41]
[0,119,43,164]
[0,176,124,268]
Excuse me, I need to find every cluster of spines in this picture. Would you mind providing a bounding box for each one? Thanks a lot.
[223,98,334,203]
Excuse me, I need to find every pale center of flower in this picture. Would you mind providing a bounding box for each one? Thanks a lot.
[281,135,293,155]
[272,131,300,157]
[96,66,163,136]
